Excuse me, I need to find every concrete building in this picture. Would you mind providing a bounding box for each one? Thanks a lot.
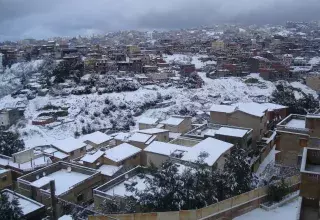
[79,131,113,150]
[138,128,170,143]
[17,161,103,208]
[144,137,234,170]
[299,147,320,219]
[306,73,320,93]
[161,115,192,134]
[51,137,87,160]
[128,132,156,149]
[276,114,320,167]
[185,123,253,150]
[138,117,159,130]
[93,166,147,211]
[0,108,23,129]
[1,189,46,220]
[210,103,268,145]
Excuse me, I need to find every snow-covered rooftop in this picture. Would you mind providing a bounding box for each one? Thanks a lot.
[98,165,122,176]
[81,150,105,163]
[79,131,113,145]
[210,104,236,113]
[138,128,169,134]
[104,174,151,197]
[215,127,248,138]
[235,102,268,117]
[161,117,185,126]
[144,141,190,156]
[2,190,44,215]
[260,102,288,111]
[104,143,141,162]
[182,137,234,166]
[285,118,306,129]
[31,169,91,195]
[52,137,86,153]
[138,117,159,125]
[128,132,153,143]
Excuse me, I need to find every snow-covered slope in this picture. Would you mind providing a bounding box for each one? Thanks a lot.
[0,73,316,149]
[0,60,43,98]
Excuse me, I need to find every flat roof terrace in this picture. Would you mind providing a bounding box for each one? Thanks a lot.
[277,114,309,134]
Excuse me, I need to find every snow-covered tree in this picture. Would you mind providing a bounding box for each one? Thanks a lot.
[223,145,252,197]
[0,131,25,156]
[0,193,24,220]
[271,84,319,114]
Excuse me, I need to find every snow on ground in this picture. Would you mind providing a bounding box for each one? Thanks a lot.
[163,54,216,69]
[256,146,276,176]
[308,57,320,66]
[0,71,316,149]
[235,198,299,220]
[290,81,318,98]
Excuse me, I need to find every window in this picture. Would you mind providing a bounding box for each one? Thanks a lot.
[80,147,85,153]
[260,117,263,123]
[77,193,84,202]
[299,138,308,148]
[1,175,7,182]
[260,129,263,135]
[70,151,74,156]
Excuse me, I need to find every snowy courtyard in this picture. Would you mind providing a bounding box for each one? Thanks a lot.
[235,198,300,220]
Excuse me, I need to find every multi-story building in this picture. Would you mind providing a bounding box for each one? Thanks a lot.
[299,147,320,219]
[0,108,23,129]
[17,161,103,210]
[276,114,320,167]
[210,103,268,145]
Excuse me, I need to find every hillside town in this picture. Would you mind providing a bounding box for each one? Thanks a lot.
[0,21,320,220]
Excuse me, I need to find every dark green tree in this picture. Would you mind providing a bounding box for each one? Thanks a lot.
[0,131,25,156]
[0,193,24,220]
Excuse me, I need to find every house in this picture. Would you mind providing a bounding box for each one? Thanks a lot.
[299,147,320,218]
[144,137,234,170]
[79,131,113,150]
[93,166,147,210]
[128,132,156,149]
[185,123,253,150]
[276,114,320,167]
[138,117,159,129]
[0,168,12,190]
[210,102,268,145]
[161,115,192,134]
[260,103,289,129]
[306,73,320,93]
[1,189,46,220]
[103,143,141,167]
[0,148,52,173]
[138,128,170,142]
[51,137,86,160]
[0,108,23,129]
[180,64,196,76]
[17,161,103,211]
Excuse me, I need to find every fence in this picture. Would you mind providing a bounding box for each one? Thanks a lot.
[89,175,300,220]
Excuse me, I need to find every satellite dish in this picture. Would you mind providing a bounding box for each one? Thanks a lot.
[36,175,39,180]
[67,167,72,172]
[43,172,46,176]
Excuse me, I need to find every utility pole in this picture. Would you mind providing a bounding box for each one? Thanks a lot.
[49,180,57,220]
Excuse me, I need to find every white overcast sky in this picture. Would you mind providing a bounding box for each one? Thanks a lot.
[0,0,320,41]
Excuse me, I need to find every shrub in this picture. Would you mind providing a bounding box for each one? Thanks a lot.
[245,78,259,84]
[267,179,289,202]
[93,112,101,117]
